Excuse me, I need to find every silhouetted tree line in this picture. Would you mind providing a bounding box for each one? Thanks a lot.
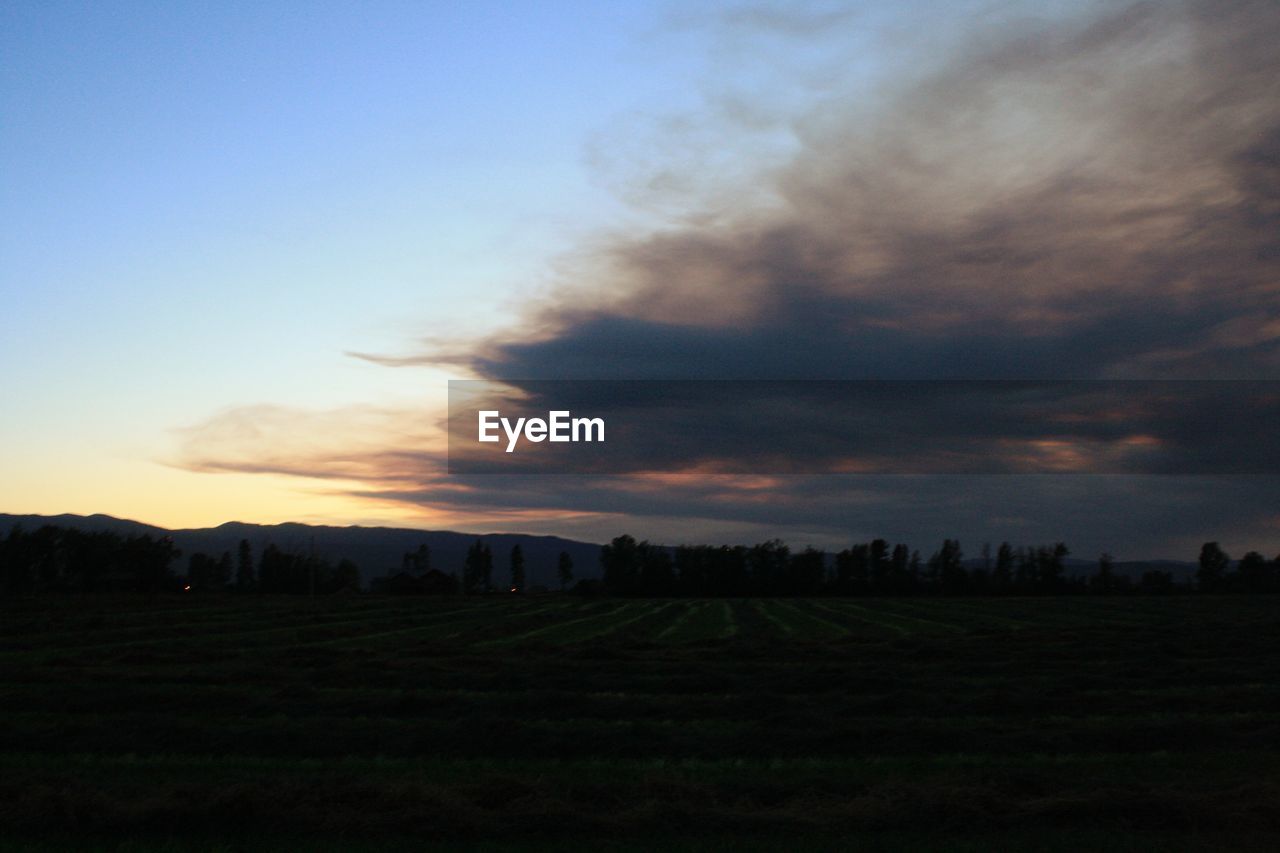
[370,543,465,595]
[0,526,360,595]
[6,524,1278,597]
[599,534,1280,597]
[0,525,180,594]
[462,539,494,594]
[1196,542,1280,594]
[210,539,359,594]
[255,544,361,594]
[373,540,579,595]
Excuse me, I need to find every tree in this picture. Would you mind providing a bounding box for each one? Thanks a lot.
[333,559,361,592]
[1138,569,1175,594]
[1013,547,1036,593]
[509,544,525,593]
[993,542,1014,593]
[747,539,791,595]
[790,547,826,596]
[889,543,912,594]
[929,539,965,595]
[463,539,493,594]
[636,541,675,596]
[834,545,869,595]
[557,551,574,591]
[908,550,923,589]
[186,552,227,592]
[675,546,706,595]
[869,539,890,592]
[601,535,641,596]
[1038,543,1070,593]
[675,544,747,597]
[258,544,288,593]
[130,535,180,594]
[1235,551,1271,593]
[403,544,431,574]
[236,539,255,592]
[1092,553,1116,594]
[217,551,233,589]
[1198,542,1230,593]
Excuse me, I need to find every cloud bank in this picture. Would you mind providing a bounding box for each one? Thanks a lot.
[177,0,1280,556]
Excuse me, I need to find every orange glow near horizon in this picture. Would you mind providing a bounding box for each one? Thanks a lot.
[619,466,785,491]
[1,452,443,531]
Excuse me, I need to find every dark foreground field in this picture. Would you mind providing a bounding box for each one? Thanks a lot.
[1,595,1278,851]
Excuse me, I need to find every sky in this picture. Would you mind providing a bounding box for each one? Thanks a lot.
[2,0,1278,560]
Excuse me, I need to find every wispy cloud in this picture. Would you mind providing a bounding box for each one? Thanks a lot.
[459,1,1279,383]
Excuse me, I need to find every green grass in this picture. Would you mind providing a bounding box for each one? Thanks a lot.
[1,593,1278,848]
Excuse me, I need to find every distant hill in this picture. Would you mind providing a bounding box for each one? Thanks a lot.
[0,514,603,589]
[0,513,170,538]
[1108,560,1197,583]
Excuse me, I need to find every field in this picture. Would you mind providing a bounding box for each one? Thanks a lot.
[1,594,1278,851]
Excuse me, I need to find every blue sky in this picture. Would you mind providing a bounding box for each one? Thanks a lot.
[2,0,686,397]
[2,0,716,523]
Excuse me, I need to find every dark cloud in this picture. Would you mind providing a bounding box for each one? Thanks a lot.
[444,380,1280,475]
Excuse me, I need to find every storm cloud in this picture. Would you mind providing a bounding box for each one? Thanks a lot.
[444,379,1280,475]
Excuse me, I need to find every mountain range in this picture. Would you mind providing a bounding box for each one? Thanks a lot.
[0,514,603,589]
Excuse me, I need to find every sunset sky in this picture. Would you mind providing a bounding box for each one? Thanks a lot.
[3,0,1277,559]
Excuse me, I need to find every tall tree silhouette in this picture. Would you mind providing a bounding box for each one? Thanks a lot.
[557,550,574,591]
[402,543,430,574]
[601,535,642,596]
[1092,553,1117,594]
[929,539,965,595]
[1198,542,1230,592]
[1235,551,1272,593]
[790,547,826,596]
[889,543,912,594]
[835,544,869,595]
[236,539,255,592]
[869,539,890,591]
[992,542,1014,593]
[510,544,525,592]
[747,539,791,596]
[464,539,493,594]
[1038,543,1070,593]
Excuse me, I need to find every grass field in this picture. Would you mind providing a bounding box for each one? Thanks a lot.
[1,594,1278,850]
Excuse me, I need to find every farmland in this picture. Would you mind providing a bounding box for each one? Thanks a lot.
[1,594,1278,850]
